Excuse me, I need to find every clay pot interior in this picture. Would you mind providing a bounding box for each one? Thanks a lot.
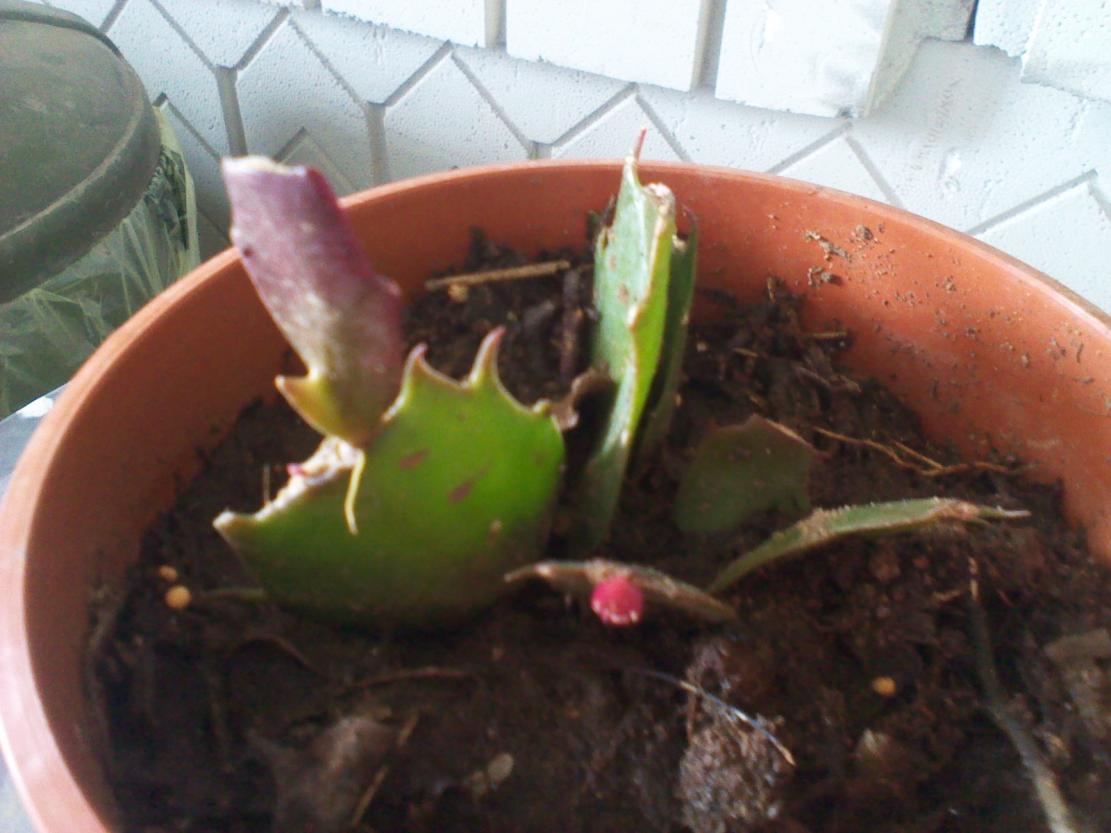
[1,161,1109,832]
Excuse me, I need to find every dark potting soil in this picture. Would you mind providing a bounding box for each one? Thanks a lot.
[89,231,1111,833]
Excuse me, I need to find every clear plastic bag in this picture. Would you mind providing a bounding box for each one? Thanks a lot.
[0,111,200,417]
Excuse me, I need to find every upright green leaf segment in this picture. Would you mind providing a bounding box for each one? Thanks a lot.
[638,226,697,457]
[216,330,564,628]
[571,148,685,550]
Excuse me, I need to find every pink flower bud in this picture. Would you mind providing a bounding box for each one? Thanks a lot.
[590,575,644,627]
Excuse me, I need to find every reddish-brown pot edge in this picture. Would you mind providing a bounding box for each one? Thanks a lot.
[1,160,1109,832]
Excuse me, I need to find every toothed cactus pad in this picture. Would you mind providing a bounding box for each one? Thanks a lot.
[215,330,564,627]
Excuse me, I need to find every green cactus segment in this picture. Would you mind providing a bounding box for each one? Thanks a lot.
[506,559,737,624]
[222,157,404,446]
[214,328,565,627]
[675,416,817,534]
[708,498,1030,594]
[639,226,697,458]
[572,154,677,550]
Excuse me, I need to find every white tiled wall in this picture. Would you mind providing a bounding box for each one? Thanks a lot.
[35,0,1111,310]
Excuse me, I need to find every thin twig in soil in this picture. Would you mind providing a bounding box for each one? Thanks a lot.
[348,713,420,828]
[203,665,235,771]
[197,586,271,605]
[425,260,573,291]
[802,330,849,342]
[354,666,476,688]
[624,667,796,767]
[349,764,391,829]
[794,364,862,394]
[84,582,128,781]
[559,268,583,385]
[227,632,323,675]
[813,426,1018,479]
[966,562,1080,833]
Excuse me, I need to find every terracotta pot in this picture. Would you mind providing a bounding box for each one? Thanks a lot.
[2,161,1109,831]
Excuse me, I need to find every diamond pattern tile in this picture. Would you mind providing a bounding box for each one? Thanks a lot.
[854,40,1099,231]
[778,134,891,202]
[23,0,1108,311]
[293,8,443,104]
[157,0,279,67]
[237,18,374,191]
[278,129,357,192]
[107,0,231,154]
[384,55,529,181]
[639,86,840,172]
[454,46,627,145]
[160,102,229,228]
[978,181,1111,311]
[553,95,683,161]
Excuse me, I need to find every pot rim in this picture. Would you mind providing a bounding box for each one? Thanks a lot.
[1,158,1108,832]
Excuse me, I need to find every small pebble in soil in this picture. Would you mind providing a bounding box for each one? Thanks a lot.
[157,564,179,582]
[164,584,192,610]
[871,676,898,698]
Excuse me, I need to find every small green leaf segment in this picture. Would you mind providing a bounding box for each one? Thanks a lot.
[675,416,817,534]
[571,149,684,550]
[215,329,565,628]
[708,498,1030,594]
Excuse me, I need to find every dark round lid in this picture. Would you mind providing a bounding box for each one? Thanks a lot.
[0,1,161,303]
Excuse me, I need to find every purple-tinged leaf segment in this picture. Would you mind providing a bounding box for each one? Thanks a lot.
[222,157,404,446]
[506,558,737,624]
[675,415,818,534]
[215,329,565,628]
[709,498,1030,594]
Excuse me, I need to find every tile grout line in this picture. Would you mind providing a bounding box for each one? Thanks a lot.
[486,0,506,48]
[289,16,373,109]
[215,67,248,156]
[966,171,1097,236]
[157,96,224,161]
[367,104,391,184]
[100,0,130,32]
[452,51,533,153]
[382,42,454,108]
[844,131,905,209]
[271,126,309,166]
[636,90,691,162]
[234,7,290,72]
[1087,177,1111,223]
[147,0,218,71]
[548,84,637,153]
[692,0,727,92]
[765,122,850,174]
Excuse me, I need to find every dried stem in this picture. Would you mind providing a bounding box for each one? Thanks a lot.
[559,267,583,385]
[814,426,1017,479]
[966,565,1080,833]
[355,666,475,688]
[625,667,796,767]
[425,260,572,290]
[349,714,419,827]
